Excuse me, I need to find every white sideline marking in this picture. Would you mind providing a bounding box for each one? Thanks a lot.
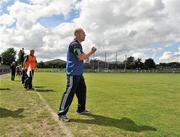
[35,90,74,137]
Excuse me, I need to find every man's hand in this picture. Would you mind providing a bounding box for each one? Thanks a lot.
[77,46,97,61]
[91,47,97,53]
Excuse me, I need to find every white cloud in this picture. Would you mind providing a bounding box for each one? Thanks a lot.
[160,51,180,62]
[73,0,180,62]
[0,14,15,26]
[0,0,77,60]
[160,52,173,60]
[7,0,75,29]
[132,52,145,60]
[0,0,8,4]
[0,0,180,63]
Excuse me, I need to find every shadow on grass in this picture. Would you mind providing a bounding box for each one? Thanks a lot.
[72,113,157,132]
[0,88,10,90]
[34,85,55,92]
[35,89,55,92]
[0,107,24,118]
[34,86,45,88]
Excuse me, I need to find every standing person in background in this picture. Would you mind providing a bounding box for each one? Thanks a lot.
[21,66,26,84]
[18,48,25,66]
[58,28,97,122]
[18,48,26,84]
[10,62,16,81]
[16,65,21,76]
[24,49,37,90]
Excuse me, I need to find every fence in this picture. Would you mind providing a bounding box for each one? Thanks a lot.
[35,68,180,73]
[0,65,10,75]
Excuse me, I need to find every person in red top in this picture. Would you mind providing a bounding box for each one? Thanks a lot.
[24,49,37,90]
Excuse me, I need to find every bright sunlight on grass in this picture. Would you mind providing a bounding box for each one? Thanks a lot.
[1,73,180,137]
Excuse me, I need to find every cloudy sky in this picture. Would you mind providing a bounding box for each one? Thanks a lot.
[0,0,180,63]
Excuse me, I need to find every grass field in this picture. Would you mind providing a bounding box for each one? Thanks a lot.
[0,74,67,137]
[1,72,180,137]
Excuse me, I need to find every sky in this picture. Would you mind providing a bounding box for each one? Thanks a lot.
[0,0,180,63]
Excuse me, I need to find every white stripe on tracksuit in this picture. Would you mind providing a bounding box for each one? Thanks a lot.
[61,76,73,110]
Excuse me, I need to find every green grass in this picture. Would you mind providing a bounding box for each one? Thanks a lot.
[1,73,180,137]
[0,75,66,137]
[33,72,180,137]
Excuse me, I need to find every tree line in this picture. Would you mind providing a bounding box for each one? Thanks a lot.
[0,48,180,70]
[86,57,180,70]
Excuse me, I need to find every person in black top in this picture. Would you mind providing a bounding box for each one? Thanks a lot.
[10,62,16,81]
[18,48,26,84]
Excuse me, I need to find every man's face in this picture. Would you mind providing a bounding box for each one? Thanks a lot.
[78,30,86,42]
[30,50,34,56]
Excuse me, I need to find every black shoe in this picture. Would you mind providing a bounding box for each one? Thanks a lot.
[77,110,90,115]
[58,115,70,122]
[29,88,34,90]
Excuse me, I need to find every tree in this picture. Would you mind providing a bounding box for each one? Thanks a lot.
[126,56,135,69]
[157,62,180,70]
[1,48,16,65]
[18,48,25,65]
[0,56,2,64]
[135,58,144,69]
[144,58,156,69]
[37,61,45,68]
